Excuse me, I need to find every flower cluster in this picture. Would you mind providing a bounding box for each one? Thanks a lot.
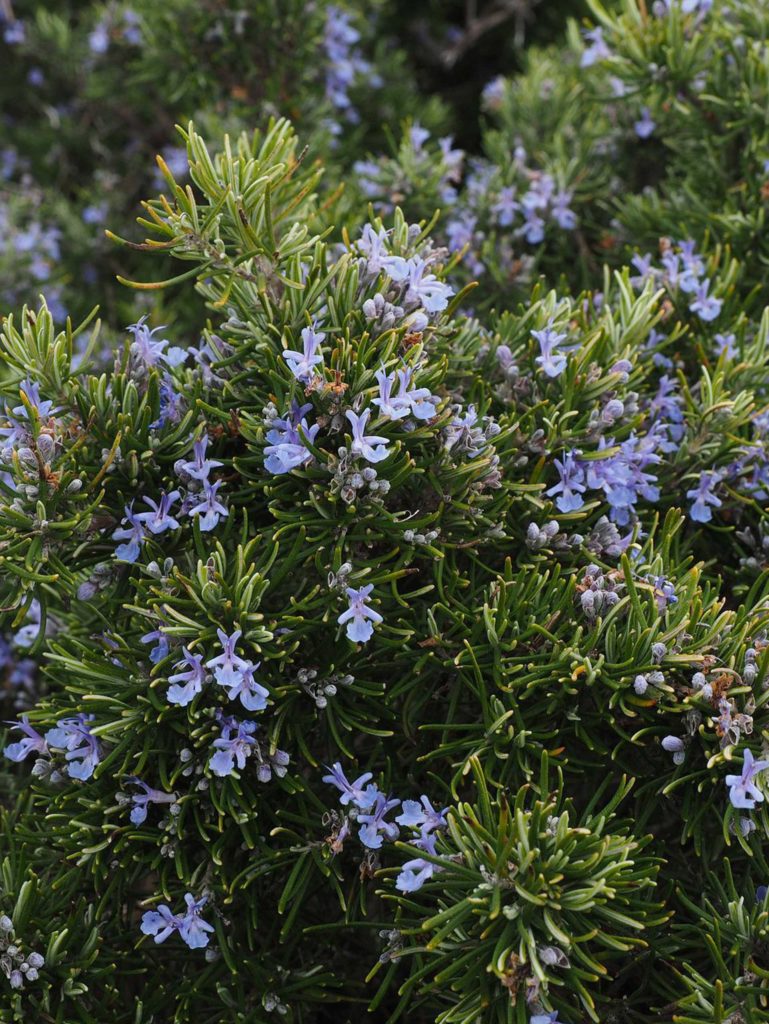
[322,762,447,891]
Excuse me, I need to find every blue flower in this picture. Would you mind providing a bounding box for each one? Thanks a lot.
[338,585,382,643]
[396,831,441,893]
[125,777,176,825]
[547,451,586,513]
[283,325,325,383]
[492,186,519,228]
[395,795,448,833]
[686,471,722,523]
[264,403,319,474]
[208,714,258,776]
[135,491,181,535]
[218,660,269,713]
[178,893,215,949]
[3,716,47,762]
[14,379,54,421]
[188,480,228,532]
[141,893,214,949]
[167,649,207,706]
[45,713,102,781]
[179,435,222,482]
[322,762,378,810]
[357,792,401,849]
[580,26,611,67]
[141,629,170,664]
[726,748,769,809]
[647,574,677,612]
[346,408,390,464]
[151,375,184,430]
[3,20,25,44]
[112,504,147,563]
[689,279,722,322]
[551,190,577,230]
[531,1013,569,1024]
[140,903,179,944]
[630,252,655,287]
[126,317,186,369]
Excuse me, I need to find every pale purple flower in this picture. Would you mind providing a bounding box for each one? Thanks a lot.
[283,325,325,383]
[689,279,722,321]
[395,366,439,421]
[3,20,25,45]
[358,792,401,849]
[188,480,228,532]
[3,716,47,762]
[45,713,102,780]
[338,584,382,643]
[630,252,655,287]
[385,256,454,313]
[372,366,409,420]
[648,574,677,611]
[409,123,430,150]
[322,762,378,810]
[151,375,185,430]
[11,379,54,421]
[520,207,546,245]
[346,408,390,463]
[726,748,769,809]
[167,649,207,706]
[482,75,505,108]
[533,326,569,378]
[714,333,737,359]
[206,629,248,687]
[357,223,392,276]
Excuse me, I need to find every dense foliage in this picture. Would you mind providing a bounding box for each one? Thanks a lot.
[3,2,769,1023]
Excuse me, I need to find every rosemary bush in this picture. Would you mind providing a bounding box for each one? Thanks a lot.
[2,3,769,1023]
